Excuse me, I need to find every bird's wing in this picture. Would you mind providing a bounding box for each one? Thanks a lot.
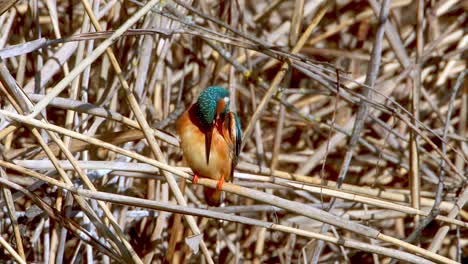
[223,112,242,181]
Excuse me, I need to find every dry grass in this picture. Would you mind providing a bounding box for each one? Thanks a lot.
[0,0,467,263]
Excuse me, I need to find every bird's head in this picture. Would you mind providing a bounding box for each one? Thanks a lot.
[195,86,230,127]
[195,86,230,163]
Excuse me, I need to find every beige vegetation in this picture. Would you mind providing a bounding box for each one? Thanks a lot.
[0,0,467,263]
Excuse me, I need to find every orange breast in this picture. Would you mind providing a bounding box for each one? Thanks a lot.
[176,105,232,182]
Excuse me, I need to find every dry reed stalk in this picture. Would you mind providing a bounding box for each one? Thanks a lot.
[0,0,466,263]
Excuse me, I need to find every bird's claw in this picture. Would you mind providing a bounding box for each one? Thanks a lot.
[192,174,199,184]
[216,178,224,191]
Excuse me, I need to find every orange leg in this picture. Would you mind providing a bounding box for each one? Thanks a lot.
[216,176,225,191]
[192,173,199,184]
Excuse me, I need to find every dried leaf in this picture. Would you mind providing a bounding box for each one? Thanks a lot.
[185,233,203,254]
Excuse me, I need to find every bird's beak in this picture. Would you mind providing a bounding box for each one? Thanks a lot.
[205,123,214,164]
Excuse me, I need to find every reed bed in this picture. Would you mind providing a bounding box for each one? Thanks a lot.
[0,0,466,263]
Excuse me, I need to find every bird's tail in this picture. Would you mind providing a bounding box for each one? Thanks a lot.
[204,187,222,206]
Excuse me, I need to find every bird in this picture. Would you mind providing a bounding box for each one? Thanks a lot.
[176,86,242,206]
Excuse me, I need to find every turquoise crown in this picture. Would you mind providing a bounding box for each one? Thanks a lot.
[196,86,230,127]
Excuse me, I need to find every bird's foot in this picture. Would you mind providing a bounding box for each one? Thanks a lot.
[216,178,224,191]
[192,173,199,184]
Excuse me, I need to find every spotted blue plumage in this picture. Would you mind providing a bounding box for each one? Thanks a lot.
[195,86,230,128]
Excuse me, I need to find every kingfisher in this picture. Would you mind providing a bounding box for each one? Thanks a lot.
[176,86,242,206]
